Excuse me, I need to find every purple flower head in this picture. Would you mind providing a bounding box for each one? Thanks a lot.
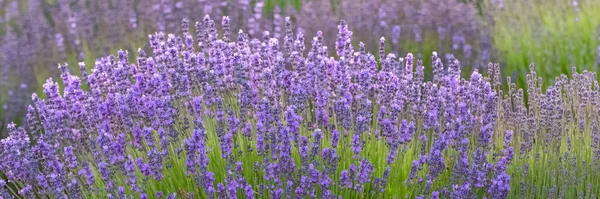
[64,146,78,169]
[431,191,440,199]
[245,184,255,199]
[355,159,373,192]
[451,182,472,199]
[331,129,340,148]
[488,171,511,199]
[167,193,177,199]
[340,170,351,189]
[221,133,233,158]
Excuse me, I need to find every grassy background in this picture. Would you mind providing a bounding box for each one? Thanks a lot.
[489,0,600,91]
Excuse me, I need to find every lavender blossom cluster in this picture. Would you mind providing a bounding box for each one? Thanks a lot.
[1,16,596,199]
[0,0,483,136]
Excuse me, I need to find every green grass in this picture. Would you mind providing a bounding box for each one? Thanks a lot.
[488,0,600,90]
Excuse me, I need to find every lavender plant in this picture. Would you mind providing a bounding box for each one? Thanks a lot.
[0,0,484,138]
[2,16,599,199]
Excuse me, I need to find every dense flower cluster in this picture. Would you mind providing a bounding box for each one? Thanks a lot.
[0,0,482,133]
[0,16,599,199]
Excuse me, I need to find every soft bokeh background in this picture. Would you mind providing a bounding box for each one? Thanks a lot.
[0,0,598,137]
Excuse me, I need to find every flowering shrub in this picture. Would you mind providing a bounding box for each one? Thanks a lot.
[0,0,483,134]
[0,16,598,199]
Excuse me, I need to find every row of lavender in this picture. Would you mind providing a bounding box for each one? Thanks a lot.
[0,16,595,199]
[0,0,483,133]
[1,0,481,62]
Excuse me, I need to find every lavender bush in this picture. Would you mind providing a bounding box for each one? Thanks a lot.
[0,0,484,137]
[1,16,598,199]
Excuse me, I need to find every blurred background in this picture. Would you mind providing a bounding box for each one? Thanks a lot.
[0,0,598,137]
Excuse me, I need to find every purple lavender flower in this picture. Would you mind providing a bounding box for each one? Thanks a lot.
[488,172,510,199]
[451,182,472,199]
[0,179,11,198]
[166,193,177,199]
[18,185,35,198]
[63,146,78,169]
[355,159,373,192]
[78,164,95,186]
[245,184,255,199]
[340,170,351,189]
[221,133,233,158]
[431,191,440,199]
[98,161,113,190]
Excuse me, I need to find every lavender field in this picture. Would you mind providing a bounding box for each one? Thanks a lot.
[1,0,600,198]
